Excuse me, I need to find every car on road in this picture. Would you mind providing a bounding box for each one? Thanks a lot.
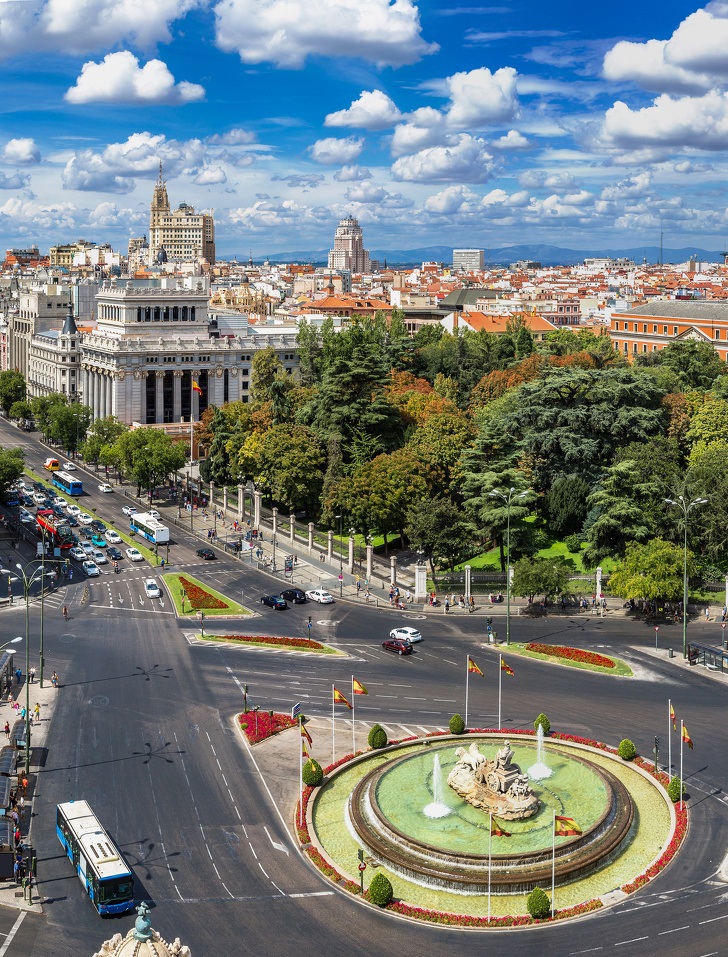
[19,510,34,524]
[144,579,161,599]
[107,546,123,561]
[125,547,143,562]
[98,483,113,493]
[281,588,307,604]
[389,626,423,644]
[148,510,160,519]
[62,462,76,471]
[122,505,137,517]
[382,637,413,656]
[78,513,93,525]
[90,520,106,533]
[260,594,287,609]
[196,548,216,560]
[82,560,100,577]
[69,546,86,561]
[52,503,66,517]
[104,530,121,544]
[33,492,48,505]
[66,504,81,517]
[91,535,107,548]
[305,589,334,604]
[65,515,78,527]
[93,549,108,565]
[81,542,95,556]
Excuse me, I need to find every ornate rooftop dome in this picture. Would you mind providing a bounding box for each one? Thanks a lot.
[92,903,191,957]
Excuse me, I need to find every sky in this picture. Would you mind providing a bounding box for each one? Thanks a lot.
[0,0,726,258]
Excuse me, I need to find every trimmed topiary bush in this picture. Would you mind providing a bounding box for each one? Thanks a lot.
[302,758,323,787]
[667,775,687,803]
[617,738,637,761]
[527,886,551,919]
[368,872,393,907]
[449,713,465,734]
[367,724,388,749]
[534,713,551,735]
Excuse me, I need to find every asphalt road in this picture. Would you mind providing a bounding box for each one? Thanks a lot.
[2,423,728,957]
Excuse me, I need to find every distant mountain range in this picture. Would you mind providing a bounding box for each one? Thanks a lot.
[223,244,726,268]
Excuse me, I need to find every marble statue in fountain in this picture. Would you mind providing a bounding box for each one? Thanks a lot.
[447,740,539,820]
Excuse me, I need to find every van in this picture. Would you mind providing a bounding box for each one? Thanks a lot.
[44,458,60,472]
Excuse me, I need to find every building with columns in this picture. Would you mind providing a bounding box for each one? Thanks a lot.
[148,163,215,266]
[28,303,80,397]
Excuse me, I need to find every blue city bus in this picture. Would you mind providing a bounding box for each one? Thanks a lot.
[51,472,83,496]
[129,511,170,544]
[56,800,135,915]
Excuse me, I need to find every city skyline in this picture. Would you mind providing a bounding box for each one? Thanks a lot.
[0,0,726,258]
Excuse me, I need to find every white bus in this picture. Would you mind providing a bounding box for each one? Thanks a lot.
[129,511,170,544]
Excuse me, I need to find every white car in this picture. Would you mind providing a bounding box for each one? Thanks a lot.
[389,626,423,644]
[125,547,143,562]
[82,560,100,577]
[66,504,81,517]
[81,542,95,556]
[104,530,121,544]
[148,510,160,519]
[69,546,86,561]
[93,549,108,565]
[33,492,48,505]
[122,505,137,517]
[144,578,161,599]
[305,589,335,604]
[78,513,93,525]
[62,462,76,471]
[19,510,33,524]
[98,483,113,493]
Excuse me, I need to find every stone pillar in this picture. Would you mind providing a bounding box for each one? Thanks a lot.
[289,514,295,544]
[725,575,728,611]
[327,530,334,562]
[348,535,355,574]
[415,563,427,602]
[596,566,603,599]
[155,371,164,424]
[308,522,314,552]
[93,373,100,418]
[223,487,228,515]
[271,506,278,535]
[139,372,146,425]
[173,370,182,422]
[237,484,243,520]
[465,564,471,601]
[253,489,261,528]
[390,555,397,587]
[209,481,215,512]
[366,544,373,581]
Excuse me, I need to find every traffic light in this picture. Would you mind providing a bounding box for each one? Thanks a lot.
[308,616,312,625]
[358,848,364,862]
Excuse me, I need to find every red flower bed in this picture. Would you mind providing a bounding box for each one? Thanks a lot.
[238,710,296,744]
[526,643,615,668]
[220,634,324,650]
[179,575,227,610]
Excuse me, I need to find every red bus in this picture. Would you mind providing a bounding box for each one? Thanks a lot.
[36,510,74,550]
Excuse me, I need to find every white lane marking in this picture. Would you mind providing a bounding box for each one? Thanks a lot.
[615,938,648,946]
[259,863,270,878]
[288,891,336,898]
[658,926,689,934]
[248,842,258,860]
[0,913,25,957]
[264,825,290,855]
[444,659,458,665]
[699,914,728,924]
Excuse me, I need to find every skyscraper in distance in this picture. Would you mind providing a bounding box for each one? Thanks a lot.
[328,216,370,273]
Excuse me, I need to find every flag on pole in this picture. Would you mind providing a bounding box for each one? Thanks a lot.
[554,816,582,837]
[682,724,693,749]
[490,818,511,838]
[352,678,368,695]
[333,687,352,709]
[467,656,484,676]
[500,658,515,677]
[670,703,677,731]
[302,737,310,758]
[301,723,313,746]
[192,380,203,395]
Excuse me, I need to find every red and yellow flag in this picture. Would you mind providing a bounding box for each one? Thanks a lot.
[467,656,484,676]
[192,380,203,395]
[490,818,511,838]
[333,687,352,709]
[352,678,368,696]
[670,703,676,731]
[302,737,310,758]
[301,723,312,746]
[501,658,515,677]
[555,815,582,837]
[682,724,693,749]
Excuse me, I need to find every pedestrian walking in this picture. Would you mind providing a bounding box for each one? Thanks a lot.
[62,605,68,621]
[29,667,35,684]
[444,598,450,614]
[705,607,710,622]
[18,795,24,816]
[13,827,21,847]
[3,721,9,740]
[10,809,18,828]
[51,672,59,690]
[69,569,73,581]
[13,859,19,883]
[33,704,40,725]
[14,668,21,685]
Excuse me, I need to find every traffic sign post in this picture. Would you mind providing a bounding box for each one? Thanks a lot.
[654,625,659,649]
[292,702,301,720]
[357,849,366,893]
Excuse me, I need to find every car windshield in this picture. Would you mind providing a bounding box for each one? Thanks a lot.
[98,877,134,903]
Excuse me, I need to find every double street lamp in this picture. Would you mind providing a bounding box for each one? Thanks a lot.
[489,487,528,646]
[336,513,344,597]
[665,494,708,659]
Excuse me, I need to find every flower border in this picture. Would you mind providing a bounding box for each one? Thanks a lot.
[525,643,616,669]
[238,711,296,744]
[219,633,325,650]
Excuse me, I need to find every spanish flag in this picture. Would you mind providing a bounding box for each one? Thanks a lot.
[555,815,582,837]
[333,687,352,709]
[670,703,676,731]
[301,723,313,746]
[501,658,515,677]
[352,678,368,696]
[468,656,484,676]
[490,818,511,838]
[302,737,310,758]
[682,724,693,749]
[192,380,203,395]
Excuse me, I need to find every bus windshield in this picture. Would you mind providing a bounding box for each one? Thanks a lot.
[98,877,134,903]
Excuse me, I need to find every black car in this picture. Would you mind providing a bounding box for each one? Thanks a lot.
[196,548,216,560]
[79,527,94,540]
[260,595,287,609]
[281,588,307,604]
[52,504,65,517]
[90,520,107,533]
[107,546,123,561]
[66,515,78,527]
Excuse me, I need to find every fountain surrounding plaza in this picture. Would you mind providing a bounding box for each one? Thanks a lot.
[527,724,554,782]
[423,754,451,819]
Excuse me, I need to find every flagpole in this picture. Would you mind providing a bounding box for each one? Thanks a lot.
[498,654,502,729]
[551,809,556,919]
[299,716,303,828]
[668,699,672,779]
[680,719,684,812]
[332,684,335,766]
[465,657,470,727]
[351,675,356,755]
[488,812,493,922]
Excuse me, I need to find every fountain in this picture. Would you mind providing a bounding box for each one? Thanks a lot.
[423,754,451,819]
[527,724,554,781]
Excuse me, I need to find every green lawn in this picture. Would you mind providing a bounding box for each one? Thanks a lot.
[163,571,249,617]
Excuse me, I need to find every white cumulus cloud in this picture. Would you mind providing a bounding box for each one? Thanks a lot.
[599,90,728,152]
[207,128,257,146]
[307,136,364,165]
[445,66,519,129]
[213,0,437,68]
[65,51,205,105]
[2,138,41,166]
[325,90,402,130]
[192,166,227,185]
[333,164,372,182]
[391,134,494,183]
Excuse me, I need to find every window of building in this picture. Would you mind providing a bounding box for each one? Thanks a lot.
[663,326,668,334]
[715,329,721,340]
[652,325,657,333]
[673,326,678,334]
[633,343,638,353]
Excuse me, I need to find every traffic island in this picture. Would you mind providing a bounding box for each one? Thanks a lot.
[164,572,248,617]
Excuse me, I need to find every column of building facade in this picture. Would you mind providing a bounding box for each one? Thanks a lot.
[155,371,164,424]
[173,371,182,421]
[99,373,107,419]
[93,371,101,419]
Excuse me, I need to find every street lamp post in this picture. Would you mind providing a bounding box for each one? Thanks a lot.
[665,495,708,659]
[489,487,529,646]
[336,513,344,597]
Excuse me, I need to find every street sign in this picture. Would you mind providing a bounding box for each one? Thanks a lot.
[292,702,302,719]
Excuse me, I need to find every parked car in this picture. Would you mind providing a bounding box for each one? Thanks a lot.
[91,535,107,548]
[122,505,137,517]
[93,549,108,565]
[82,560,100,577]
[62,462,76,471]
[104,530,121,544]
[69,546,86,561]
[382,638,413,656]
[260,595,287,609]
[78,513,93,525]
[305,589,334,604]
[389,626,423,644]
[196,548,216,560]
[281,588,307,604]
[107,546,123,561]
[144,579,161,599]
[98,483,113,493]
[90,520,106,533]
[125,547,143,562]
